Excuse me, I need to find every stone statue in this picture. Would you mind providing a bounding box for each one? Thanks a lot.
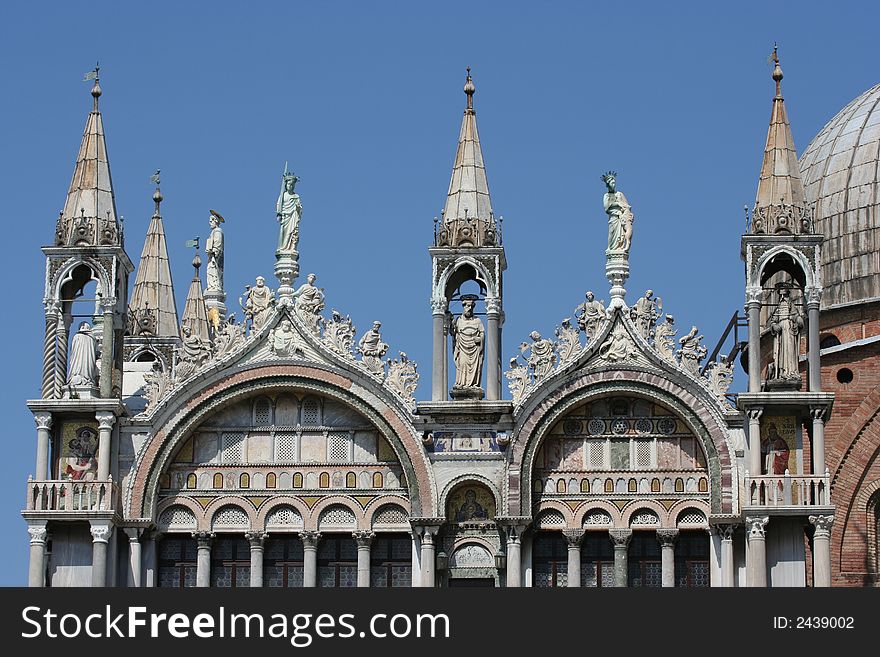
[385,352,419,406]
[654,314,677,361]
[143,361,171,411]
[175,325,211,381]
[67,322,98,387]
[324,310,356,356]
[357,321,389,374]
[575,291,607,341]
[555,318,581,366]
[706,355,734,399]
[769,286,804,382]
[451,298,485,391]
[601,171,634,255]
[630,289,661,340]
[269,318,301,357]
[240,276,274,332]
[213,313,246,358]
[205,210,225,292]
[678,326,707,376]
[292,273,325,332]
[598,323,636,362]
[505,356,529,405]
[276,167,302,253]
[521,331,556,382]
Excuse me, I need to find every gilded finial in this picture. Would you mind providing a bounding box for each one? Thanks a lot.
[464,66,475,111]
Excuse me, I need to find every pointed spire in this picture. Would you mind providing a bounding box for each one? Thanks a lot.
[129,174,181,337]
[56,65,121,246]
[752,45,811,235]
[180,244,211,343]
[440,67,495,243]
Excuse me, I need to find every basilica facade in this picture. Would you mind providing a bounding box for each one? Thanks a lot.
[22,55,880,588]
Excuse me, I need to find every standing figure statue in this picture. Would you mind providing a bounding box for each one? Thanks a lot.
[357,321,390,375]
[292,273,325,331]
[574,291,607,341]
[630,290,662,341]
[205,210,225,292]
[601,171,634,255]
[276,166,302,253]
[678,326,707,376]
[769,286,804,382]
[522,331,556,382]
[241,276,275,332]
[451,298,485,392]
[67,322,98,387]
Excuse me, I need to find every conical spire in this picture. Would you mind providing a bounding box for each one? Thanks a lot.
[180,247,211,342]
[129,176,180,337]
[751,46,811,235]
[438,68,496,247]
[55,66,121,246]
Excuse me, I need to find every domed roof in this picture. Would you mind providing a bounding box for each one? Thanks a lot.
[799,83,880,307]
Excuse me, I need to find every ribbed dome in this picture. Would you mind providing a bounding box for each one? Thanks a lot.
[799,83,880,307]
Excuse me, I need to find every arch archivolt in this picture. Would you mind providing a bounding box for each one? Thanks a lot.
[749,244,817,290]
[572,499,622,528]
[434,256,497,303]
[438,473,502,518]
[620,499,673,529]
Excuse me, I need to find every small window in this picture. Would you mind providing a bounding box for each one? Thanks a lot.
[186,473,197,489]
[580,478,590,493]
[373,472,384,488]
[266,473,277,489]
[837,368,854,384]
[820,334,841,350]
[213,473,223,489]
[346,472,357,488]
[293,472,303,488]
[319,472,330,488]
[239,473,250,488]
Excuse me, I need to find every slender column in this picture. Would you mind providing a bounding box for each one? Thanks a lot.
[712,524,735,587]
[419,527,438,588]
[41,302,59,399]
[746,294,761,392]
[353,530,375,588]
[563,529,584,587]
[193,531,214,588]
[90,522,112,587]
[810,407,827,477]
[246,531,266,587]
[609,529,632,588]
[300,531,320,588]
[747,408,763,480]
[99,302,115,398]
[657,529,679,588]
[143,532,158,587]
[809,515,834,588]
[95,411,115,481]
[33,412,52,480]
[505,526,523,588]
[806,290,821,392]
[431,299,447,401]
[54,317,68,399]
[27,521,48,588]
[123,528,143,587]
[485,297,501,400]
[745,516,769,588]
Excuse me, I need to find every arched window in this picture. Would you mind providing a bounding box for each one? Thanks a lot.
[239,473,250,489]
[293,473,303,488]
[266,472,277,489]
[253,397,273,426]
[301,397,321,426]
[346,472,357,488]
[319,472,330,488]
[213,473,223,489]
[372,472,383,488]
[820,334,841,350]
[186,473,197,489]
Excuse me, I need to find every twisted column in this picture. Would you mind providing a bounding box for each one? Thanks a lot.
[41,305,59,398]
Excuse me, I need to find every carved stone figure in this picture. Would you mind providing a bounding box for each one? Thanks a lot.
[67,322,98,387]
[143,361,171,411]
[292,273,325,332]
[357,321,389,375]
[555,318,581,365]
[602,172,634,255]
[678,326,707,376]
[269,318,301,357]
[324,310,356,356]
[630,289,661,341]
[451,298,485,392]
[706,356,734,399]
[768,286,804,382]
[598,323,636,362]
[213,314,246,359]
[506,356,529,405]
[241,276,274,332]
[521,331,556,382]
[276,168,302,253]
[654,313,677,361]
[205,210,225,292]
[385,352,419,406]
[175,325,211,381]
[575,291,607,341]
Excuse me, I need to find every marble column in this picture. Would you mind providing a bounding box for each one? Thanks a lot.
[41,301,60,399]
[193,531,214,588]
[300,531,321,588]
[809,515,834,588]
[95,411,115,481]
[563,529,584,587]
[657,529,678,588]
[246,531,266,587]
[485,297,501,401]
[99,303,115,398]
[505,526,523,588]
[810,407,827,478]
[143,532,158,587]
[431,299,447,401]
[806,290,821,392]
[609,529,632,588]
[746,294,761,393]
[27,521,48,588]
[90,522,112,587]
[33,412,52,480]
[747,408,763,481]
[745,516,768,588]
[354,530,375,588]
[712,524,735,587]
[123,528,143,587]
[419,527,438,588]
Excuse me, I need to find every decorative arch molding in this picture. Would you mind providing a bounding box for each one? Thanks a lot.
[126,345,171,370]
[364,495,412,520]
[203,495,258,530]
[572,499,622,528]
[449,538,497,563]
[667,499,711,526]
[748,243,819,291]
[126,363,435,521]
[434,255,497,304]
[509,373,736,517]
[532,500,575,527]
[51,256,113,303]
[620,499,671,528]
[255,497,311,531]
[155,497,208,532]
[438,473,503,519]
[309,495,368,531]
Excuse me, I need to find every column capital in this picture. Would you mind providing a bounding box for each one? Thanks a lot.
[745,287,763,307]
[485,296,502,316]
[747,407,764,422]
[745,515,769,539]
[353,530,375,547]
[410,518,444,538]
[430,297,448,315]
[563,528,585,547]
[44,298,62,317]
[656,529,679,547]
[95,411,116,430]
[808,514,834,538]
[98,296,117,312]
[33,412,53,431]
[122,527,143,542]
[245,531,267,547]
[710,523,736,541]
[810,405,828,422]
[609,528,632,547]
[299,530,321,548]
[496,516,531,541]
[192,531,215,548]
[804,287,822,308]
[28,521,48,545]
[90,522,113,544]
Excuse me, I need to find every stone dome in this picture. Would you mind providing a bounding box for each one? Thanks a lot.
[799,83,880,307]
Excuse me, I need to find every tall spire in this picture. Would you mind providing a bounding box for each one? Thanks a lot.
[751,45,811,235]
[438,67,496,247]
[180,246,211,342]
[128,174,181,337]
[55,65,121,247]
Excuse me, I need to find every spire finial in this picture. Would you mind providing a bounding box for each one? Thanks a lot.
[187,237,202,273]
[84,62,102,110]
[464,66,475,111]
[150,169,163,214]
[771,43,783,97]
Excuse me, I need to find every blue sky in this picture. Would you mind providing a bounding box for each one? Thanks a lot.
[1,1,877,584]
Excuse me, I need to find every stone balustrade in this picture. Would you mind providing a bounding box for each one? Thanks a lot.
[26,478,117,513]
[744,470,830,508]
[534,469,709,497]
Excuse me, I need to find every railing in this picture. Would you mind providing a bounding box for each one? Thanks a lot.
[744,470,830,508]
[534,469,709,496]
[25,478,117,513]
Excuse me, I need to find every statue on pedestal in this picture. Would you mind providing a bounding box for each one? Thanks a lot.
[292,273,325,332]
[276,165,302,254]
[240,276,275,332]
[451,298,485,394]
[357,321,389,375]
[769,286,804,382]
[67,322,98,387]
[602,171,634,256]
[575,291,607,341]
[630,290,662,340]
[678,326,707,376]
[269,318,301,357]
[205,210,225,292]
[521,331,556,382]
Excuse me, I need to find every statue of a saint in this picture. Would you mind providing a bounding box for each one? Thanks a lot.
[67,322,98,387]
[678,326,707,376]
[357,321,389,374]
[205,210,225,292]
[276,167,302,253]
[269,318,300,357]
[292,273,325,332]
[598,324,635,362]
[451,298,485,390]
[175,325,211,381]
[630,289,661,340]
[241,276,274,331]
[522,331,556,382]
[769,286,803,381]
[574,291,607,340]
[601,171,634,255]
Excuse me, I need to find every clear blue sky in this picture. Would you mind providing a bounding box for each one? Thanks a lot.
[1,1,877,585]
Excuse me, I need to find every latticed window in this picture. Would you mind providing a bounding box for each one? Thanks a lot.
[370,534,412,587]
[253,397,273,426]
[318,536,358,588]
[583,510,612,526]
[532,533,568,588]
[628,533,661,587]
[275,433,296,461]
[631,510,659,526]
[581,533,614,587]
[266,505,304,529]
[675,531,710,587]
[212,505,250,531]
[221,432,245,462]
[677,508,707,526]
[211,536,250,588]
[372,504,409,527]
[265,536,304,587]
[635,439,652,469]
[301,397,321,425]
[535,509,566,529]
[158,536,197,588]
[587,440,605,469]
[328,432,350,462]
[319,505,356,530]
[158,505,196,531]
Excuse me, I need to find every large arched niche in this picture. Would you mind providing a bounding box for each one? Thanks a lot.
[128,365,434,519]
[511,379,734,517]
